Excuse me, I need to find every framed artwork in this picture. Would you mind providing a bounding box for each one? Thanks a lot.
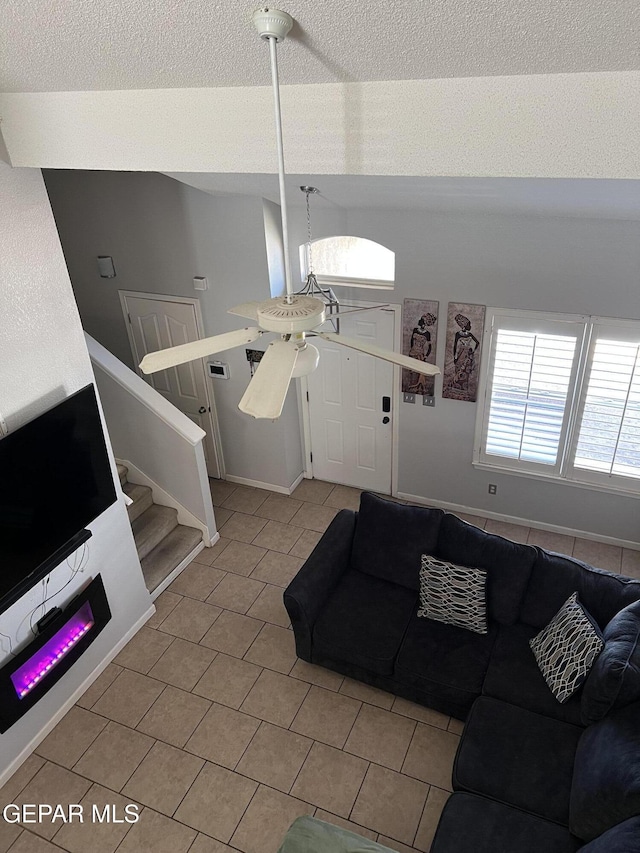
[401,299,439,396]
[442,302,485,402]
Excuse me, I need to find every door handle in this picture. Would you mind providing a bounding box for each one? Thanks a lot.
[382,396,391,413]
[382,416,390,424]
[198,406,207,414]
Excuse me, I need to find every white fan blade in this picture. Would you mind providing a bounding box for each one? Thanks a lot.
[317,332,441,376]
[139,327,262,374]
[238,340,298,419]
[228,301,262,322]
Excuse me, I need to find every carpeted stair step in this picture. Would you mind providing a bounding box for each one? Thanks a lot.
[131,504,179,560]
[123,481,154,523]
[141,525,203,594]
[117,463,128,486]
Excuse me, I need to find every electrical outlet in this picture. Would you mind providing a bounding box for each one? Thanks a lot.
[403,393,416,404]
[422,396,435,407]
[488,484,497,495]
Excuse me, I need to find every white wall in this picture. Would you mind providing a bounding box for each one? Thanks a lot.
[0,162,152,783]
[44,170,304,491]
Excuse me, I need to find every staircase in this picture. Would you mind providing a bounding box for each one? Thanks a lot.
[117,463,203,597]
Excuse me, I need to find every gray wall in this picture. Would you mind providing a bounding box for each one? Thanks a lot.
[44,170,304,490]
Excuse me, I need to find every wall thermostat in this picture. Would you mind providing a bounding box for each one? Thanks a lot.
[208,361,230,379]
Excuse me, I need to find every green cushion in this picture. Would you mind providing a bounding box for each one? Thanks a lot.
[277,817,396,853]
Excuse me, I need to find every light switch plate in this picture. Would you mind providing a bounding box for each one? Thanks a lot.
[403,393,416,404]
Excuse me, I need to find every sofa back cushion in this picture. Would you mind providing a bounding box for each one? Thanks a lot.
[569,700,640,841]
[351,492,444,589]
[434,514,536,625]
[521,549,640,630]
[581,600,640,725]
[576,816,640,852]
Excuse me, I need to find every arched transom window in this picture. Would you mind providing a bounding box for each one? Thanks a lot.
[299,236,395,290]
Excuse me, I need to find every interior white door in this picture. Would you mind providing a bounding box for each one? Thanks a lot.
[122,293,222,479]
[307,307,395,492]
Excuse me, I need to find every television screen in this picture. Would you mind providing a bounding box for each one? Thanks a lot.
[0,384,117,612]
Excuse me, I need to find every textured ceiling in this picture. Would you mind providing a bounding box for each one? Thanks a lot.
[1,0,639,93]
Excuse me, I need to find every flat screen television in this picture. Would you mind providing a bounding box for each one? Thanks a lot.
[0,384,117,614]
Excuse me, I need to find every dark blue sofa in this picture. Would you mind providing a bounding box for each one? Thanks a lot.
[284,492,640,852]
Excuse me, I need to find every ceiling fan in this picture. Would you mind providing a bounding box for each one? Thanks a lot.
[139,8,440,419]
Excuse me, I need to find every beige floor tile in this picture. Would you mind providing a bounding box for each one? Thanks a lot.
[252,520,304,554]
[122,741,204,816]
[402,723,459,791]
[157,598,222,643]
[377,837,416,853]
[174,763,257,842]
[218,512,268,544]
[114,626,174,674]
[0,753,45,803]
[192,537,231,566]
[391,697,450,730]
[221,485,269,514]
[292,479,336,505]
[314,812,378,842]
[484,518,530,544]
[192,653,262,709]
[250,551,304,587]
[290,659,344,691]
[526,528,575,555]
[230,784,314,853]
[35,706,107,768]
[0,821,21,852]
[185,703,260,769]
[189,834,238,853]
[289,502,339,533]
[448,718,465,735]
[254,494,304,524]
[244,623,297,674]
[52,783,137,853]
[207,574,265,614]
[344,705,416,771]
[339,678,395,710]
[622,548,640,579]
[146,591,182,629]
[212,506,234,527]
[246,583,290,627]
[115,807,197,853]
[413,786,450,852]
[351,763,428,846]
[236,721,312,793]
[290,685,361,748]
[213,540,268,577]
[12,762,91,839]
[148,638,216,691]
[241,670,310,728]
[76,663,123,710]
[289,528,323,560]
[2,832,60,852]
[137,686,210,747]
[209,479,238,506]
[169,563,226,600]
[573,538,622,572]
[323,484,362,511]
[91,669,165,727]
[73,721,154,791]
[291,741,368,818]
[200,610,264,658]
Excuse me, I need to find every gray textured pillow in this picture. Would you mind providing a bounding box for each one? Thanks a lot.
[418,555,488,634]
[530,592,604,704]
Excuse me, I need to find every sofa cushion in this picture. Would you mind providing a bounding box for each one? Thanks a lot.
[582,599,640,725]
[576,816,640,852]
[418,556,488,634]
[313,570,417,676]
[521,549,640,631]
[569,700,640,842]
[483,624,584,725]
[454,697,582,825]
[395,616,497,715]
[429,793,581,853]
[530,593,604,704]
[350,492,444,590]
[434,514,535,625]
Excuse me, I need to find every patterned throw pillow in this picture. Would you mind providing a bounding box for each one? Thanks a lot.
[418,556,488,634]
[530,592,604,704]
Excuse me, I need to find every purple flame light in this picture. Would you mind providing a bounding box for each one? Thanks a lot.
[11,601,95,699]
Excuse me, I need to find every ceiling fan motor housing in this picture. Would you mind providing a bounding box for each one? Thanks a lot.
[257,295,326,333]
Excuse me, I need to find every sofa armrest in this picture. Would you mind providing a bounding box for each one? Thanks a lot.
[284,508,357,661]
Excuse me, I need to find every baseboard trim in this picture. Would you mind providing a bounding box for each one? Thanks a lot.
[149,539,209,600]
[397,491,640,551]
[0,604,155,789]
[225,471,304,496]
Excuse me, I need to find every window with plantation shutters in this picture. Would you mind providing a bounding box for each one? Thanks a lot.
[475,311,640,495]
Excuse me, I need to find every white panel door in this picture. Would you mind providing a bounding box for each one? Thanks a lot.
[307,307,395,492]
[122,293,222,479]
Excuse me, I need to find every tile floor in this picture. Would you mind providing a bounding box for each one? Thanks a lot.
[2,480,638,853]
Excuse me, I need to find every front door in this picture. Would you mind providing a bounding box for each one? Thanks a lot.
[306,306,395,492]
[121,292,222,479]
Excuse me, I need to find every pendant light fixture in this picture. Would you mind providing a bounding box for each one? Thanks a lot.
[296,185,341,333]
